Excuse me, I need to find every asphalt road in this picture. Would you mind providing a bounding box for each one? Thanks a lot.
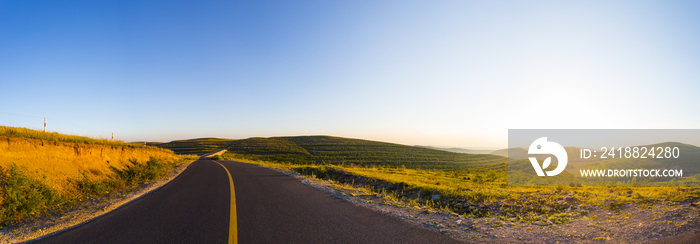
[32,159,460,244]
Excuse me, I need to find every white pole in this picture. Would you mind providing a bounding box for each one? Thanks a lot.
[112,133,114,141]
[44,118,46,132]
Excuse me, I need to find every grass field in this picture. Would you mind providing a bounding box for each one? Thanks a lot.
[216,136,700,224]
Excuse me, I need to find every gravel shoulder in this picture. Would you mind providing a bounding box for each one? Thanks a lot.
[0,160,195,244]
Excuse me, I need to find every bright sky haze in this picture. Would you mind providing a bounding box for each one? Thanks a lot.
[2,1,700,148]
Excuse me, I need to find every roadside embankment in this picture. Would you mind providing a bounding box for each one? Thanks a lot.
[0,135,177,194]
[0,159,195,244]
[0,126,191,227]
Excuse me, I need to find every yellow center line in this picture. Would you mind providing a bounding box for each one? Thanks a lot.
[214,161,237,244]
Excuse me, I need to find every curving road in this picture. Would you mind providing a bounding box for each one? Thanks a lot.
[32,159,460,244]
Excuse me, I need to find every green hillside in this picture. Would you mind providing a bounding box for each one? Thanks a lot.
[224,136,507,169]
[149,138,235,155]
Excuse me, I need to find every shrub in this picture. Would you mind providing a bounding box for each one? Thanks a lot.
[118,157,167,187]
[76,174,112,197]
[0,163,62,224]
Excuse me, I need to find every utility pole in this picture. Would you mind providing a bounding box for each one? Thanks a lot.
[112,133,114,141]
[44,118,47,132]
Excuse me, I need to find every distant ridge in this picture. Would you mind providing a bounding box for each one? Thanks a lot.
[415,145,495,154]
[490,148,528,159]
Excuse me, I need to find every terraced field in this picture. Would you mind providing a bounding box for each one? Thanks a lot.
[223,136,507,169]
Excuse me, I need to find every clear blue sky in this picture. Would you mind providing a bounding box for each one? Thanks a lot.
[2,1,699,148]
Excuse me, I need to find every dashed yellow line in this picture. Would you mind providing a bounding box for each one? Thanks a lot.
[214,161,237,244]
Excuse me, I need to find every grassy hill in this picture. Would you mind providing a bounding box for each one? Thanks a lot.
[223,136,507,169]
[149,138,235,155]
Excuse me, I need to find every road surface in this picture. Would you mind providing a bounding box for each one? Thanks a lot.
[32,159,460,244]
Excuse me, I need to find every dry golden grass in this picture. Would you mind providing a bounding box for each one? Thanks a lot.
[0,136,178,195]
